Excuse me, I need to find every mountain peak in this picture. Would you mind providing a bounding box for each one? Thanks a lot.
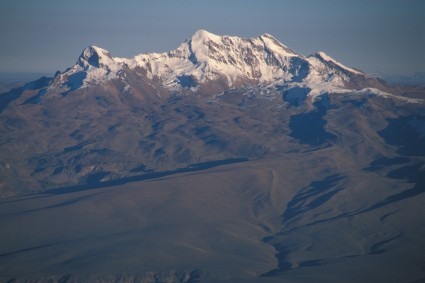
[312,51,363,75]
[78,45,113,68]
[190,29,221,42]
[260,33,276,39]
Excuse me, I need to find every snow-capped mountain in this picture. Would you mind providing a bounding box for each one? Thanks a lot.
[1,30,425,283]
[47,29,384,97]
[0,29,423,197]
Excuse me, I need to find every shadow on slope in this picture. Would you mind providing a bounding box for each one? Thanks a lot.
[378,115,425,156]
[0,76,51,111]
[262,174,346,276]
[45,157,249,195]
[289,94,336,146]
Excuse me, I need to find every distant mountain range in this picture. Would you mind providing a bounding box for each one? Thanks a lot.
[378,72,425,86]
[0,30,424,283]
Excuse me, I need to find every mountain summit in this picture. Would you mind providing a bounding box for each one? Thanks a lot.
[78,45,114,69]
[45,30,391,98]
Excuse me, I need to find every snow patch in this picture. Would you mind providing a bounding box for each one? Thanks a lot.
[315,51,363,75]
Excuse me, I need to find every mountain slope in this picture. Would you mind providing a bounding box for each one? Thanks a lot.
[0,30,424,196]
[0,30,425,282]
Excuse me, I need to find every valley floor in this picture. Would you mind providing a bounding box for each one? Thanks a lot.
[1,155,424,283]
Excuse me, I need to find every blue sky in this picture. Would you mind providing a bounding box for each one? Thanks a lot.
[0,0,424,81]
